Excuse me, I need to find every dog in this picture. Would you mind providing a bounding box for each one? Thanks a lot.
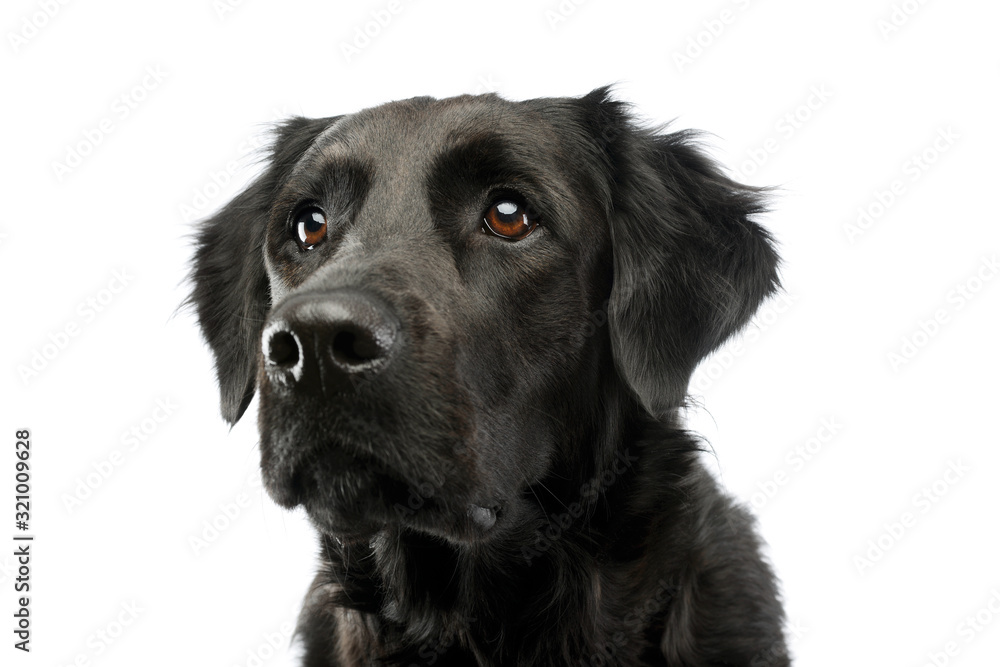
[188,87,789,666]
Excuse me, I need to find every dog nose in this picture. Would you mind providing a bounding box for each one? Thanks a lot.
[262,291,399,393]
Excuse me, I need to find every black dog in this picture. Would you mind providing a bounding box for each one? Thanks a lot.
[189,88,788,666]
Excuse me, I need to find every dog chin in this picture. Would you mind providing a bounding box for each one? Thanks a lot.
[264,454,501,544]
[303,500,500,546]
[301,502,383,542]
[306,488,502,545]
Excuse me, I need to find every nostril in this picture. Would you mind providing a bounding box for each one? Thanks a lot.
[264,291,398,388]
[331,329,380,367]
[267,330,300,367]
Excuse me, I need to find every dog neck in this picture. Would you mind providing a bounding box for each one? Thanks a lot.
[302,413,700,664]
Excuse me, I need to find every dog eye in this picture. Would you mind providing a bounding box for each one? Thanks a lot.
[291,206,327,250]
[483,199,538,241]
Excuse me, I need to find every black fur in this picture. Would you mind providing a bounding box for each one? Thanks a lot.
[188,88,788,666]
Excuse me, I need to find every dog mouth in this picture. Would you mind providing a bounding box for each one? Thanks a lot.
[262,440,500,539]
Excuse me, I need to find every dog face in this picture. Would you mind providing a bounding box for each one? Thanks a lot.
[189,88,778,545]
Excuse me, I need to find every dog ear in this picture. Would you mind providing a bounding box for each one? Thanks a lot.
[188,116,334,424]
[580,89,780,418]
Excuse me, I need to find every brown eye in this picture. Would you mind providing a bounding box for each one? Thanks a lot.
[292,206,327,250]
[483,198,538,241]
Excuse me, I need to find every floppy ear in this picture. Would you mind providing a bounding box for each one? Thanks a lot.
[188,116,334,424]
[582,90,779,418]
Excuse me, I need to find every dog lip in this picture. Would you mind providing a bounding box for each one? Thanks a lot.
[265,468,305,509]
[265,445,397,514]
[265,436,496,538]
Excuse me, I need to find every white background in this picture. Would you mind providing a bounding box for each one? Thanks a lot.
[2,1,998,665]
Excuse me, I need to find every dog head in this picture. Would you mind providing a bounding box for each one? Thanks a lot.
[188,88,778,543]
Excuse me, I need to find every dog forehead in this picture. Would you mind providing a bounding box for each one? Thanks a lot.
[282,94,592,248]
[307,93,562,174]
